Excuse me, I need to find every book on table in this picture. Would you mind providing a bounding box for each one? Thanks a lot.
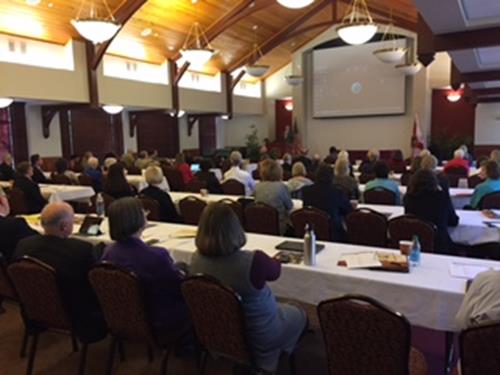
[337,251,409,273]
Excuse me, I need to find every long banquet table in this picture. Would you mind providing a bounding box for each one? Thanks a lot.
[62,219,500,333]
[0,181,95,203]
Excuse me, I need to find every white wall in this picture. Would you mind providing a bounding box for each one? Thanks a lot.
[178,116,199,151]
[221,115,269,147]
[26,105,63,157]
[475,103,500,145]
[121,111,137,152]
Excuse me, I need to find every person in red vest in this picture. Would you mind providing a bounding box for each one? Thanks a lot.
[444,148,470,174]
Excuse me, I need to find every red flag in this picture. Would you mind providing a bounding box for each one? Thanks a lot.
[411,113,426,157]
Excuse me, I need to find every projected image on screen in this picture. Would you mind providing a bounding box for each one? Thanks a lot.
[313,39,407,118]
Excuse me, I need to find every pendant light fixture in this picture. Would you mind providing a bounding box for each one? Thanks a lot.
[336,0,378,46]
[285,75,304,86]
[71,0,121,44]
[373,11,406,64]
[0,98,14,108]
[246,25,270,78]
[181,22,214,67]
[396,38,422,76]
[102,105,124,115]
[277,0,314,9]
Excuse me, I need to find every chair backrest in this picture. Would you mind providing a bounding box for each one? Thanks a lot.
[363,188,397,205]
[7,257,72,331]
[50,173,72,185]
[185,178,207,193]
[251,169,260,180]
[388,215,437,252]
[446,165,468,176]
[78,174,94,187]
[179,196,207,225]
[359,173,376,184]
[8,188,29,215]
[480,192,500,209]
[467,175,483,189]
[88,263,154,344]
[345,208,388,248]
[219,198,244,225]
[139,196,161,222]
[163,168,185,192]
[236,197,255,211]
[459,321,500,375]
[126,166,142,175]
[290,207,331,241]
[0,255,16,300]
[102,192,115,213]
[317,295,412,375]
[400,172,413,187]
[221,179,245,196]
[181,275,252,366]
[244,202,280,235]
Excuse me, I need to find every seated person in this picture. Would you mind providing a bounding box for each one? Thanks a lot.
[140,166,181,223]
[287,162,313,198]
[103,163,135,199]
[420,154,450,192]
[281,153,293,174]
[13,161,48,214]
[444,148,469,174]
[103,157,117,175]
[364,161,402,205]
[254,160,293,235]
[333,158,359,199]
[302,163,353,241]
[470,161,500,209]
[0,187,38,262]
[359,149,379,175]
[490,149,500,165]
[190,203,307,373]
[84,156,103,192]
[134,151,152,170]
[404,169,459,254]
[195,159,222,194]
[30,154,48,184]
[389,150,407,173]
[175,153,193,185]
[223,151,256,196]
[69,154,83,173]
[323,146,338,165]
[102,198,188,333]
[459,144,474,165]
[0,153,15,181]
[13,202,106,343]
[53,158,79,184]
[121,150,136,171]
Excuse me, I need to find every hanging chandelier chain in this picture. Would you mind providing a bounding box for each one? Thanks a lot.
[343,0,374,24]
[75,0,115,21]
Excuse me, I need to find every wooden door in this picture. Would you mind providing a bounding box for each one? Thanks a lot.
[198,116,216,156]
[133,112,179,157]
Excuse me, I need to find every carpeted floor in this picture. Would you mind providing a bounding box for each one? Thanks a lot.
[0,300,449,375]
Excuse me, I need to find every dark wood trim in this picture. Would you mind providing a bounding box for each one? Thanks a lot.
[9,103,29,163]
[225,70,245,119]
[187,116,198,137]
[169,60,190,116]
[461,70,500,83]
[477,97,500,103]
[41,107,60,139]
[474,88,500,96]
[85,41,99,107]
[59,110,72,159]
[417,13,435,67]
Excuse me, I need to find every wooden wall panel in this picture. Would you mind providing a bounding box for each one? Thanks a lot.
[198,117,217,157]
[275,99,293,143]
[133,111,179,157]
[9,103,29,163]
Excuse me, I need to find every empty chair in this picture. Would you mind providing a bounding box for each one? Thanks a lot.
[221,179,246,196]
[445,166,468,188]
[185,178,207,193]
[467,174,483,189]
[179,196,207,225]
[7,188,29,215]
[480,192,500,209]
[244,202,280,235]
[363,188,397,205]
[163,168,185,192]
[219,198,244,225]
[50,173,72,185]
[345,208,388,248]
[8,257,90,375]
[78,174,94,187]
[388,215,437,252]
[290,207,331,241]
[458,321,500,375]
[139,196,161,222]
[181,275,298,374]
[89,263,187,375]
[317,295,428,375]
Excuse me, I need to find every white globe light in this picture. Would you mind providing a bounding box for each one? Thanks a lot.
[71,19,121,44]
[102,105,124,115]
[447,91,462,103]
[337,23,378,45]
[180,48,214,67]
[277,0,314,9]
[245,64,270,78]
[373,47,407,64]
[285,75,304,86]
[396,62,422,76]
[0,98,14,108]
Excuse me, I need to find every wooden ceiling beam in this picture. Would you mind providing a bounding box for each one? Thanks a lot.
[461,70,500,83]
[474,88,500,97]
[91,0,148,70]
[229,0,333,72]
[477,97,500,103]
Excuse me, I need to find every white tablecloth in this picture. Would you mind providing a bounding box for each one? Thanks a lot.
[125,175,170,193]
[39,184,95,203]
[71,220,500,333]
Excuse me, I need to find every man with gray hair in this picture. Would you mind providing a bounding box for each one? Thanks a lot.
[444,148,470,174]
[13,202,106,343]
[223,151,256,196]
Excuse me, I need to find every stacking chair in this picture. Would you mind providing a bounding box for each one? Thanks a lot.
[8,188,29,216]
[179,196,207,225]
[78,174,94,187]
[8,257,89,375]
[400,172,413,186]
[163,168,185,192]
[185,178,207,193]
[89,263,188,375]
[50,173,73,185]
[221,179,245,196]
[181,275,298,375]
[244,203,280,235]
[317,295,428,375]
[445,166,468,188]
[458,321,500,375]
[479,192,500,209]
[126,165,142,175]
[345,208,388,248]
[290,207,331,241]
[139,196,161,222]
[219,198,244,225]
[363,188,397,205]
[388,215,437,252]
[467,174,483,189]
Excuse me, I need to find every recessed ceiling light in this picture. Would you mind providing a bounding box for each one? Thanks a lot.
[48,2,53,7]
[141,27,152,37]
[167,45,175,51]
[26,0,41,6]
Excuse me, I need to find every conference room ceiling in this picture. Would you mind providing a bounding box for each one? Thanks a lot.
[0,0,418,79]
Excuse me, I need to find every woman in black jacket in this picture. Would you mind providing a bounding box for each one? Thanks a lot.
[195,159,223,194]
[404,169,459,255]
[103,163,136,199]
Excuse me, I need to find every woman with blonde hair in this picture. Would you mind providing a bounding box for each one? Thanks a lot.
[190,203,307,373]
[287,162,313,198]
[333,158,359,199]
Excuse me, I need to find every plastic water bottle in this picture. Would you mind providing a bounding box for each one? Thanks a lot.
[303,224,317,266]
[409,235,421,267]
[95,193,105,217]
